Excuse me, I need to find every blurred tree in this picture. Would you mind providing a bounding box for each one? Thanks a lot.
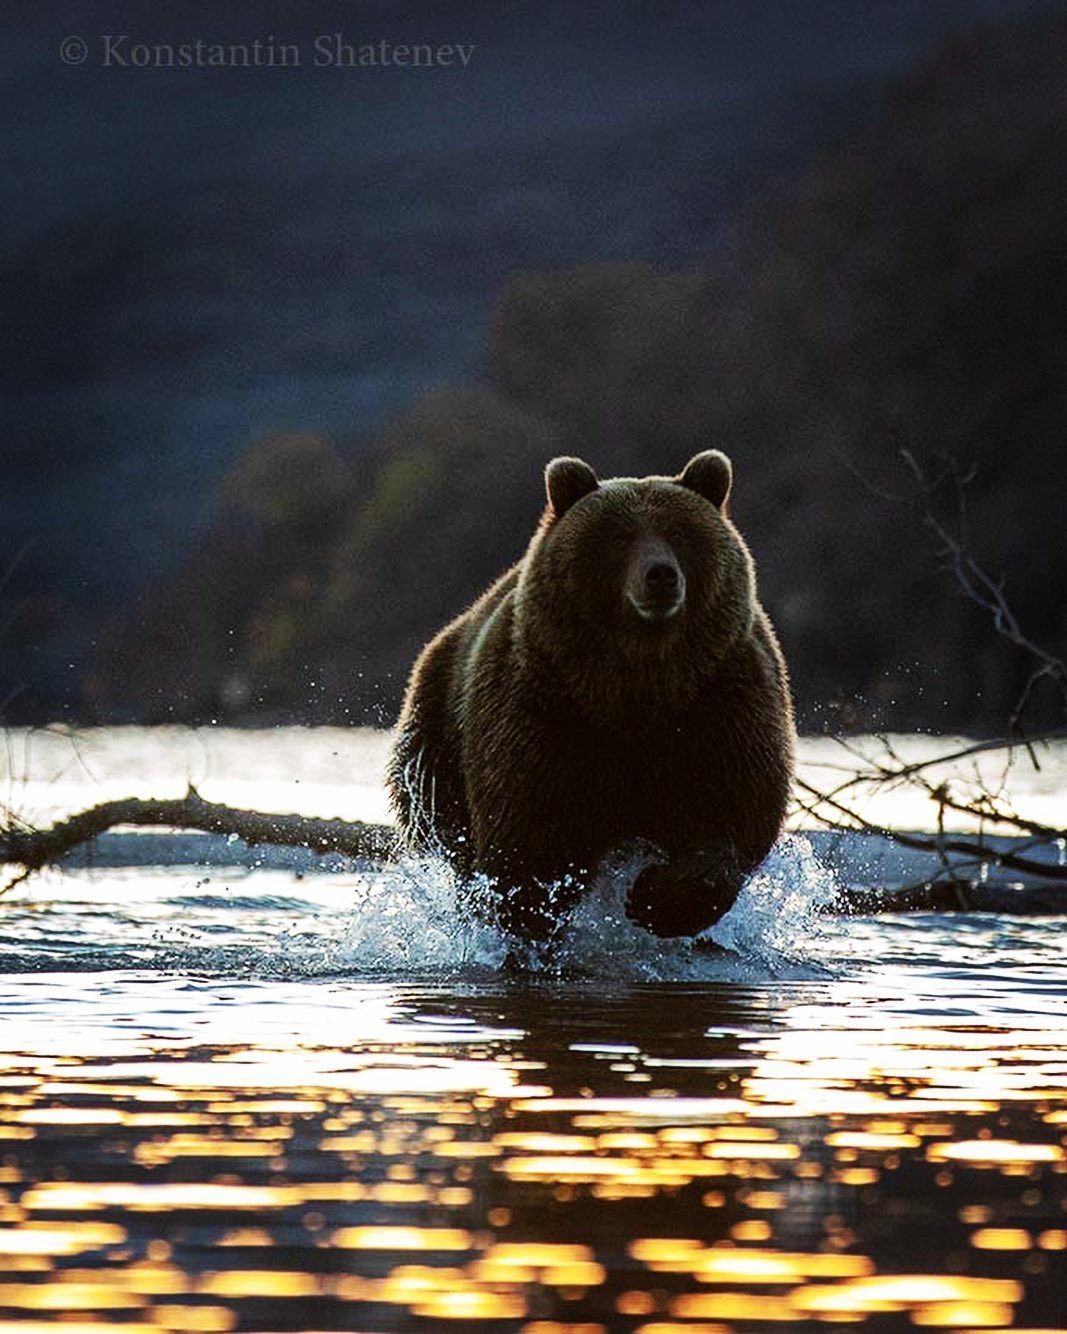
[221,431,352,532]
[303,384,564,722]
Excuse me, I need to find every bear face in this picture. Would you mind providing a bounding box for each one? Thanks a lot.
[515,451,759,722]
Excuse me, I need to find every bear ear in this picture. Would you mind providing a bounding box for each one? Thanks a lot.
[678,449,732,510]
[545,456,599,518]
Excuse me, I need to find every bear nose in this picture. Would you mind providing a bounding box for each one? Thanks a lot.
[644,562,679,594]
[628,542,686,622]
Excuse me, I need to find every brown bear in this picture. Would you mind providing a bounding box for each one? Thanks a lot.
[387,451,795,940]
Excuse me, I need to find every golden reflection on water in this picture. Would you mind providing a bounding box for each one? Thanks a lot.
[0,1006,1065,1333]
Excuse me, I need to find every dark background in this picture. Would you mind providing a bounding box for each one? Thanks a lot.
[3,0,1065,733]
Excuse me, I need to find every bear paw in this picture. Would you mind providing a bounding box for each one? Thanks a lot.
[626,847,743,938]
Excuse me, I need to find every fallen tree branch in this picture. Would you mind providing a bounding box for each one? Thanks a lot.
[1,785,398,891]
[794,772,1067,880]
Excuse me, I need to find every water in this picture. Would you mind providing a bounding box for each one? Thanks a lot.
[1,727,1065,1332]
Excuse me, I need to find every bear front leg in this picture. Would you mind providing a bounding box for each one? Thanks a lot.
[469,803,591,939]
[626,845,744,937]
[465,721,598,942]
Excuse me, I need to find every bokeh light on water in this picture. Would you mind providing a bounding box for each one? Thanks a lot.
[1,967,1065,1333]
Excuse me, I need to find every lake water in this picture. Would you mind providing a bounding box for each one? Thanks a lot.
[1,727,1065,1333]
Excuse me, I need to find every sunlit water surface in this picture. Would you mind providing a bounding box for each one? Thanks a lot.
[0,728,1064,1332]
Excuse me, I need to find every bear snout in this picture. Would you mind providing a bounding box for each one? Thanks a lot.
[645,560,680,595]
[626,539,686,621]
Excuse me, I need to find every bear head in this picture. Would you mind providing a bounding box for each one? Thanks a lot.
[515,450,759,718]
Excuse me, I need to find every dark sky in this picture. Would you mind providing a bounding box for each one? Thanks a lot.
[0,0,1058,713]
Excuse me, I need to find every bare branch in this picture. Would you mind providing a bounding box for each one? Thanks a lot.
[794,774,1067,880]
[1,786,398,894]
[897,448,1067,728]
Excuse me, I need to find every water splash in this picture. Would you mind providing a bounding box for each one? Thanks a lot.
[709,834,842,970]
[546,834,841,982]
[325,857,510,976]
[260,834,843,982]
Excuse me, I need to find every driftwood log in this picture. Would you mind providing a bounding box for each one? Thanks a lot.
[1,785,396,888]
